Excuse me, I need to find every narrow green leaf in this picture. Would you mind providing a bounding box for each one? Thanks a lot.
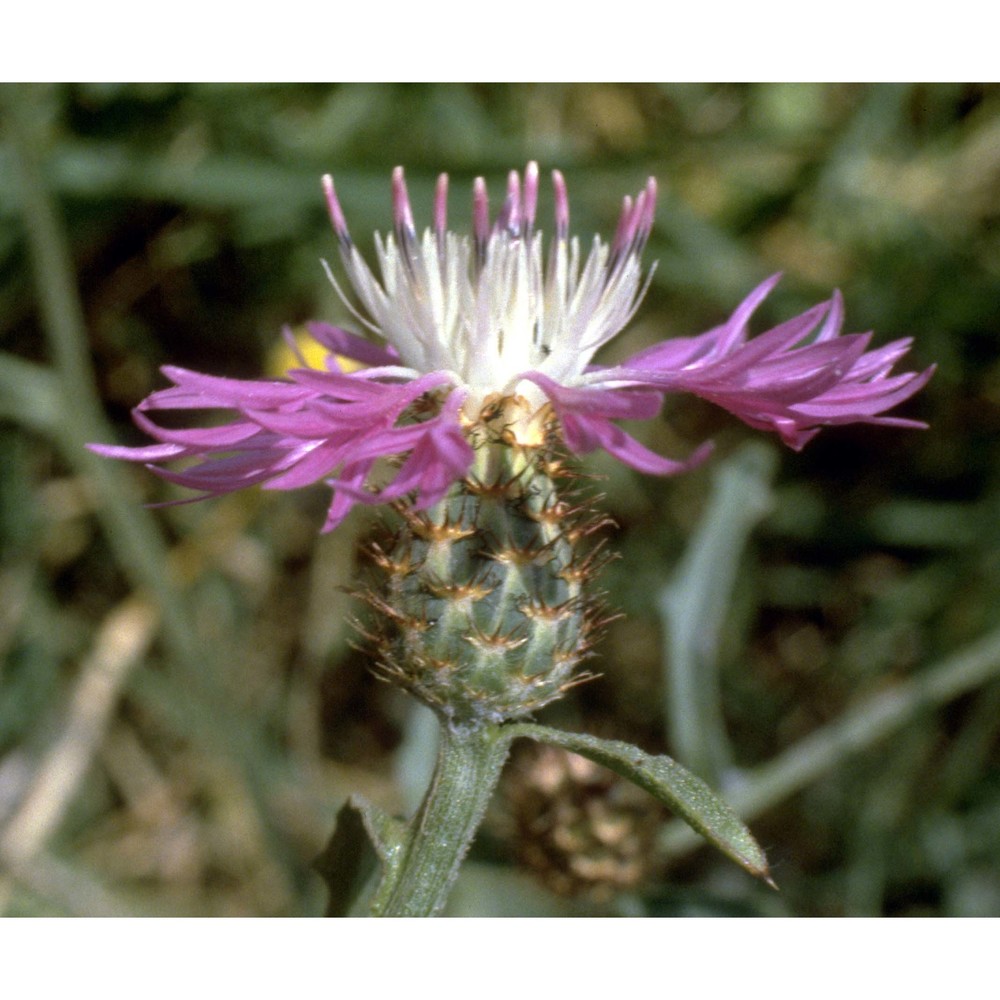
[0,352,61,434]
[314,795,406,917]
[658,440,777,786]
[511,724,773,886]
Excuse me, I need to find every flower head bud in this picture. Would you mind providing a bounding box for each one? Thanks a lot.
[358,400,611,726]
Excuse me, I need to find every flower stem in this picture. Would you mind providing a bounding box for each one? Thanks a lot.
[370,721,512,917]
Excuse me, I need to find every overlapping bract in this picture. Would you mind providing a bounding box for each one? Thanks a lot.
[92,166,933,530]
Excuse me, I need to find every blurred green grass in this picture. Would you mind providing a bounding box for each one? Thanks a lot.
[1,82,998,916]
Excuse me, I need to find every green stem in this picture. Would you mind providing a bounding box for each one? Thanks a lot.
[371,722,512,917]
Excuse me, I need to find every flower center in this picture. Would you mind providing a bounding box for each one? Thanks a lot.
[322,164,657,413]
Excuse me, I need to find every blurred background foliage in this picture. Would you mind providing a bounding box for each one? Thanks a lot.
[0,82,998,916]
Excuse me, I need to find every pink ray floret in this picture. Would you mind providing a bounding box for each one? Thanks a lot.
[91,164,933,531]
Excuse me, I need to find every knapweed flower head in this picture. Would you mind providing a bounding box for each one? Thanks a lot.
[91,163,933,531]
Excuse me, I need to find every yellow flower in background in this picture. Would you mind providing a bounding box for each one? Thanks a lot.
[266,325,366,377]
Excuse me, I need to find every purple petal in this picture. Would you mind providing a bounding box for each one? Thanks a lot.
[287,367,447,402]
[149,448,293,492]
[813,289,844,343]
[131,409,263,448]
[259,441,355,491]
[522,371,663,421]
[306,322,400,367]
[380,425,474,509]
[705,302,834,376]
[560,409,713,475]
[87,440,188,462]
[322,462,373,532]
[327,391,474,508]
[525,371,710,476]
[793,366,936,420]
[148,367,311,410]
[599,285,932,450]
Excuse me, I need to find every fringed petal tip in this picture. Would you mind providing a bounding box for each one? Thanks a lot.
[599,278,933,452]
[91,364,476,531]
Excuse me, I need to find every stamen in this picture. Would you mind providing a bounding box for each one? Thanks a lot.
[609,195,634,262]
[624,189,646,252]
[434,173,449,239]
[322,174,352,248]
[392,166,420,281]
[320,259,383,337]
[607,178,657,280]
[635,177,658,253]
[497,169,521,236]
[473,176,490,270]
[392,166,416,238]
[322,164,657,399]
[552,170,569,240]
[523,161,539,233]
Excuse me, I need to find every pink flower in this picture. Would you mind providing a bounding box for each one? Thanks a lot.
[91,164,933,530]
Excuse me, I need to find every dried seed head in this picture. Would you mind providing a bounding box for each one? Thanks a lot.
[501,743,663,902]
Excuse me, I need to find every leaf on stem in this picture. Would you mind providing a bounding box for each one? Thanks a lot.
[511,724,774,886]
[314,795,406,916]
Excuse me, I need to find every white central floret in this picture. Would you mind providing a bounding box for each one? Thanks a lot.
[322,164,656,411]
